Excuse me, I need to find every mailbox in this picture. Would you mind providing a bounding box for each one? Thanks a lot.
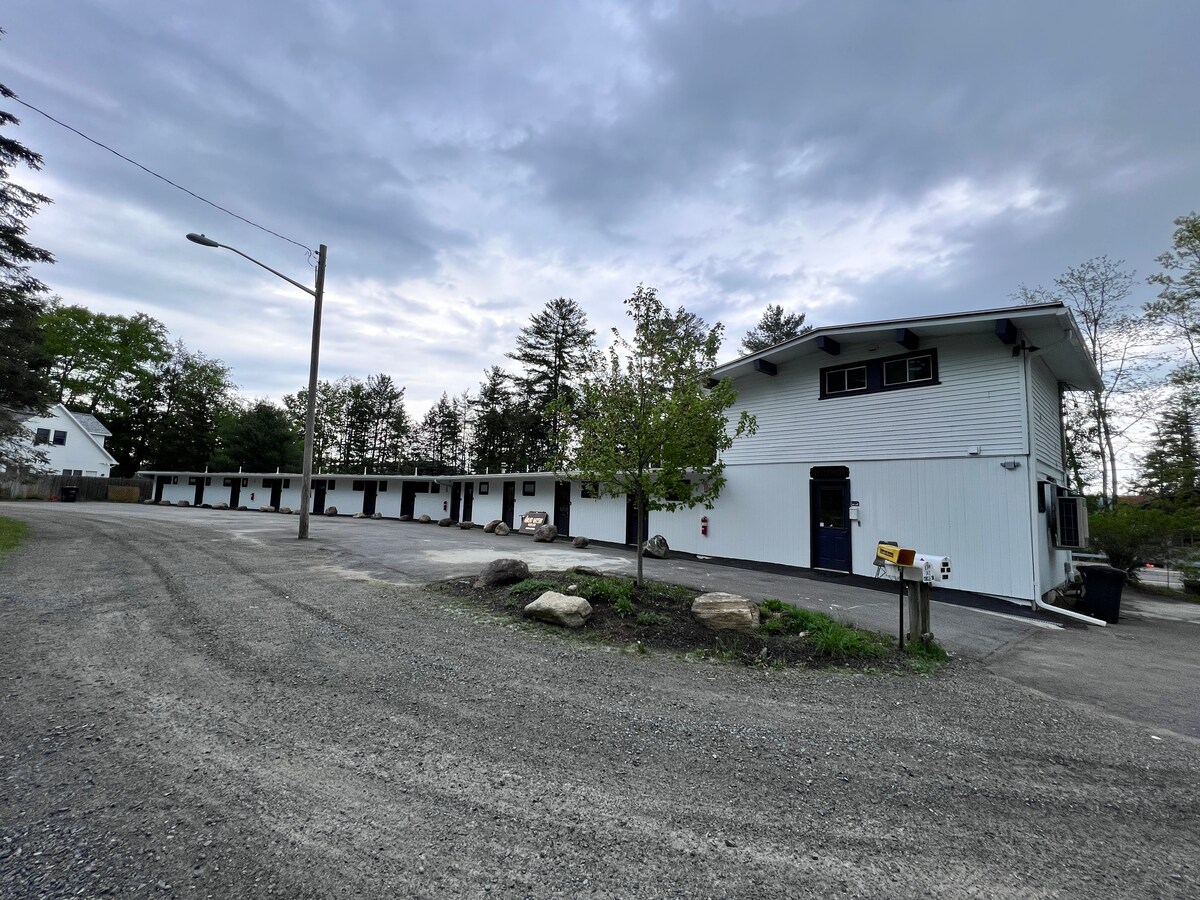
[876,543,915,566]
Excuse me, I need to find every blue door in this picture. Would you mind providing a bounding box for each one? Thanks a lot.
[811,480,852,571]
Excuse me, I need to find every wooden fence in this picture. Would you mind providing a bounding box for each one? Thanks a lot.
[0,474,152,503]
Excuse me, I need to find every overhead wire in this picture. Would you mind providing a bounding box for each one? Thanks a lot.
[4,88,316,259]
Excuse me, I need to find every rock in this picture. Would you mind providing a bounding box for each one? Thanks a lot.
[278,506,293,514]
[533,524,558,543]
[438,517,454,527]
[692,592,761,632]
[353,512,367,518]
[142,499,156,505]
[494,522,511,536]
[483,519,502,533]
[399,514,413,522]
[569,565,602,576]
[643,534,670,559]
[324,506,338,516]
[524,591,593,629]
[418,514,432,523]
[372,512,383,519]
[260,506,276,513]
[177,500,190,507]
[213,502,229,510]
[158,500,173,506]
[459,521,475,529]
[572,536,590,549]
[236,505,249,511]
[473,558,530,589]
[201,503,212,509]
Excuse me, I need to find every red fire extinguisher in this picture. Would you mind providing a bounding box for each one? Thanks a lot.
[701,516,709,536]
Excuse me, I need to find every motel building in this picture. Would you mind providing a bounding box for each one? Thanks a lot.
[141,302,1101,610]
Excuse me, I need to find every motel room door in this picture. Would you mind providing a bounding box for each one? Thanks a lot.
[501,481,516,527]
[810,478,852,572]
[462,483,474,523]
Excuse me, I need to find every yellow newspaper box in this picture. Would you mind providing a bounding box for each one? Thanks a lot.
[876,543,916,567]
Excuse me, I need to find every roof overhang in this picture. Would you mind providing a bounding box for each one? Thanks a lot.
[713,302,1103,392]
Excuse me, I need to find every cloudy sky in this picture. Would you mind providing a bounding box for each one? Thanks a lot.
[2,1,1197,419]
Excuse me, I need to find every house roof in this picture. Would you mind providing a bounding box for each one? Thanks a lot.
[713,302,1104,392]
[69,412,112,437]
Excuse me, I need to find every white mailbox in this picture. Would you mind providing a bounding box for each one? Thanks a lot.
[906,554,951,583]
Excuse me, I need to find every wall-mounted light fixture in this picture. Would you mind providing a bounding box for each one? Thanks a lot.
[1001,460,1021,470]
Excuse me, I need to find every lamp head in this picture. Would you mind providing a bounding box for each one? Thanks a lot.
[186,233,219,247]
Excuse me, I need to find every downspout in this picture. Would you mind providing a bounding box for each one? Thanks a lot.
[1032,593,1107,627]
[1018,339,1041,606]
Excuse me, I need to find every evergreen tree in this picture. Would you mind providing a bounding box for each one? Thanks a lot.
[740,304,811,354]
[506,297,596,469]
[1133,376,1200,509]
[0,73,55,465]
[1147,212,1200,370]
[470,367,528,474]
[412,392,469,475]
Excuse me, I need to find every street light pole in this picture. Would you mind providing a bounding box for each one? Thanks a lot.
[186,233,327,540]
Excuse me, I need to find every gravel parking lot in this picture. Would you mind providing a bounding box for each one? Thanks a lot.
[2,503,1198,899]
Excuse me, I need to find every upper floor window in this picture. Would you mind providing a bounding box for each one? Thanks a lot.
[34,428,50,444]
[820,349,939,400]
[53,430,67,445]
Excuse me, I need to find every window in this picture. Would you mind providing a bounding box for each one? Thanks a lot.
[820,349,939,400]
[412,482,430,494]
[52,430,67,446]
[522,481,536,497]
[378,481,387,492]
[430,482,441,494]
[283,479,291,489]
[824,366,867,395]
[478,482,489,495]
[34,428,50,445]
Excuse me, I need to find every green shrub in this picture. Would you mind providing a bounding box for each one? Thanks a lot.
[613,596,636,618]
[507,578,559,598]
[636,611,668,627]
[575,575,634,605]
[1088,506,1182,579]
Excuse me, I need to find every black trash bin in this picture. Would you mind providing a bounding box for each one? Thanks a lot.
[60,486,79,503]
[1079,565,1125,624]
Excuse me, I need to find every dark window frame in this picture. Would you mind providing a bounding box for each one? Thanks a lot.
[52,430,67,446]
[819,348,939,400]
[478,482,489,495]
[522,481,536,497]
[34,428,50,445]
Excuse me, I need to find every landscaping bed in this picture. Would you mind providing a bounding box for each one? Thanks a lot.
[436,567,949,672]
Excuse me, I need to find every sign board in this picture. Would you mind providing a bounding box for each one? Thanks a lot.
[519,510,548,535]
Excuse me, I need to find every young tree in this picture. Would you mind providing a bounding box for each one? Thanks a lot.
[1015,257,1159,506]
[740,303,812,354]
[1147,212,1200,370]
[208,400,303,474]
[1133,374,1200,510]
[560,284,756,586]
[0,75,55,466]
[507,297,596,469]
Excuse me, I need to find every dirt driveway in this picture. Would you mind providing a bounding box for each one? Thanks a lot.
[2,503,1198,899]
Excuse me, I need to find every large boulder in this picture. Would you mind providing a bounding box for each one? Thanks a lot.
[438,517,455,527]
[324,506,338,516]
[372,512,383,519]
[459,521,475,530]
[399,514,413,522]
[236,506,249,511]
[278,506,293,515]
[572,536,590,549]
[417,514,432,523]
[260,506,277,513]
[494,522,511,536]
[524,591,593,629]
[569,565,602,577]
[474,558,530,589]
[353,512,367,519]
[692,592,760,632]
[213,502,229,510]
[177,500,190,508]
[482,519,502,533]
[533,524,558,543]
[643,534,670,559]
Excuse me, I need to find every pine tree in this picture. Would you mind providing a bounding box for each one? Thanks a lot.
[506,297,596,469]
[1133,378,1200,509]
[0,72,55,464]
[740,304,811,354]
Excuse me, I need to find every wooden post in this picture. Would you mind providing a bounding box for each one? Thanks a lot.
[906,581,933,644]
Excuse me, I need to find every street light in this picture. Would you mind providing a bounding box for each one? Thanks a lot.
[186,232,327,540]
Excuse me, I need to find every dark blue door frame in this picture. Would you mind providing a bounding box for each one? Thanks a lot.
[810,479,852,572]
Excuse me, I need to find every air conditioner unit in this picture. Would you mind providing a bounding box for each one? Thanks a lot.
[1055,495,1089,549]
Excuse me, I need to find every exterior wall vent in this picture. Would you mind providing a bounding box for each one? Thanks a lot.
[1054,496,1089,549]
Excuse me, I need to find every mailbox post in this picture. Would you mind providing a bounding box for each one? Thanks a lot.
[877,543,950,648]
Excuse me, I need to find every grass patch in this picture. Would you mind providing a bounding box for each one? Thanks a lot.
[437,572,951,674]
[0,517,29,556]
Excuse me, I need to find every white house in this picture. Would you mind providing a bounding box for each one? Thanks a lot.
[15,403,118,477]
[139,302,1101,608]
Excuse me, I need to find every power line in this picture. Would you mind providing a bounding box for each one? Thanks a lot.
[5,88,315,257]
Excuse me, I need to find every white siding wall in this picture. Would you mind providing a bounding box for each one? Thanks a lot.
[1030,359,1063,471]
[724,334,1026,465]
[469,480,505,524]
[570,492,628,542]
[23,410,115,475]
